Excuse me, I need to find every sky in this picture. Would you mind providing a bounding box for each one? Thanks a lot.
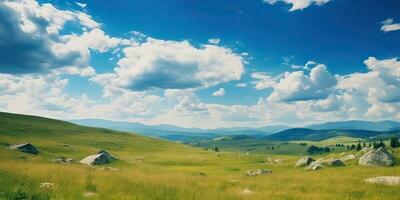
[0,0,400,128]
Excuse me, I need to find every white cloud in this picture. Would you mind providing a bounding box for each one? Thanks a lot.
[208,38,221,45]
[212,88,226,96]
[76,2,87,9]
[251,72,279,90]
[0,0,125,75]
[235,83,247,88]
[381,18,400,32]
[65,28,133,53]
[268,64,337,102]
[264,0,331,11]
[291,60,317,70]
[338,57,400,103]
[94,38,245,91]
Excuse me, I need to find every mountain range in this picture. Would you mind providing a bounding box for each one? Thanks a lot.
[70,119,400,141]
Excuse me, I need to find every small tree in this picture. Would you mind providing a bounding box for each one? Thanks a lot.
[214,147,219,152]
[363,142,366,148]
[350,144,356,150]
[390,137,400,148]
[356,143,362,151]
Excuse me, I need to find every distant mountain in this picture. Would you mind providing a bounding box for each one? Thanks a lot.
[265,128,400,141]
[70,119,287,141]
[70,119,206,137]
[306,120,400,132]
[214,125,290,134]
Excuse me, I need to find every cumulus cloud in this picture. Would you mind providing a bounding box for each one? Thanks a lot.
[251,72,279,90]
[381,18,400,32]
[0,0,126,75]
[164,89,208,115]
[264,0,331,11]
[339,57,400,103]
[212,88,226,96]
[94,38,245,91]
[268,64,337,102]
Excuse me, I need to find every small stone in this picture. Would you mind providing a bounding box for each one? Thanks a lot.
[246,169,272,176]
[329,159,345,167]
[242,188,254,195]
[40,182,54,188]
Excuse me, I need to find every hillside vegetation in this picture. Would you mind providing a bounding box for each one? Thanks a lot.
[0,112,400,200]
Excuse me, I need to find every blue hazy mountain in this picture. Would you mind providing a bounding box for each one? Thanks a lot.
[70,119,290,139]
[305,120,400,132]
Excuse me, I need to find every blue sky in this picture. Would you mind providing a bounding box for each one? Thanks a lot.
[0,0,400,128]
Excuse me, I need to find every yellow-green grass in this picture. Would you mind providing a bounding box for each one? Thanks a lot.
[1,112,400,200]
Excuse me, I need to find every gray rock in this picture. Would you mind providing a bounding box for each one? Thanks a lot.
[295,156,315,167]
[8,143,39,154]
[246,169,272,176]
[305,162,323,171]
[364,176,400,185]
[329,159,345,167]
[79,150,117,166]
[358,147,394,167]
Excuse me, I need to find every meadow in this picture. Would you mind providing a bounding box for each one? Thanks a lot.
[0,112,400,200]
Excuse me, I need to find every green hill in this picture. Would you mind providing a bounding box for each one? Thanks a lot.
[1,112,400,200]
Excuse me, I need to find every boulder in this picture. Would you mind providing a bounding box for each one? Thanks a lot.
[246,169,272,176]
[8,143,39,154]
[79,150,117,166]
[295,156,315,167]
[305,162,323,171]
[358,147,394,167]
[329,159,345,167]
[364,176,400,185]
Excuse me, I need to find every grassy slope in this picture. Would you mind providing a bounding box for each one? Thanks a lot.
[0,112,400,200]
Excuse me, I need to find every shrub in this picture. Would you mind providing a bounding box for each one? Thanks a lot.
[390,137,400,148]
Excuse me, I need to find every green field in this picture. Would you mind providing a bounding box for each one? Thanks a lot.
[1,112,400,200]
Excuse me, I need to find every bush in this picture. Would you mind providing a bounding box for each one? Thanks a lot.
[307,145,330,154]
[390,137,400,148]
[356,143,362,151]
